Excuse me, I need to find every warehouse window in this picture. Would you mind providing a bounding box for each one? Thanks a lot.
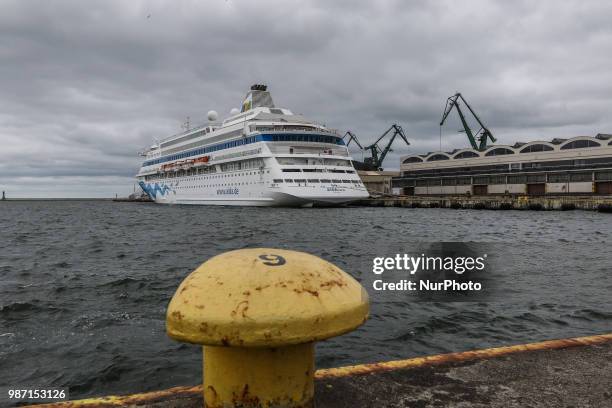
[473,176,489,184]
[454,151,479,159]
[507,175,527,184]
[427,154,450,161]
[485,148,515,156]
[560,140,600,150]
[489,175,506,184]
[526,174,546,183]
[403,156,424,163]
[595,171,612,181]
[548,174,569,183]
[520,144,554,153]
[569,172,592,182]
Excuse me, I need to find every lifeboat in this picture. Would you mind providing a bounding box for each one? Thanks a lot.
[194,156,210,166]
[180,160,195,170]
[162,161,181,172]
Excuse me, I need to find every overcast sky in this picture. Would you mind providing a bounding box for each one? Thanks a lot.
[1,0,611,197]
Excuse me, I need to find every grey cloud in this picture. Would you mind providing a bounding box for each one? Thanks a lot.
[1,0,611,197]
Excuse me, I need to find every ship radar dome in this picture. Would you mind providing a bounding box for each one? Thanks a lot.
[230,108,240,115]
[207,110,218,121]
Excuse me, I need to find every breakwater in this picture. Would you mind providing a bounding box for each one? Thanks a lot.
[356,194,612,211]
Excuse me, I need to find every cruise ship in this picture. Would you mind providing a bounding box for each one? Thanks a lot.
[136,85,369,206]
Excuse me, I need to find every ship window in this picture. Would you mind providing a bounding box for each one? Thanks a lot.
[307,179,320,183]
[560,140,600,149]
[282,169,301,172]
[485,148,514,156]
[330,169,345,173]
[284,179,293,182]
[294,179,306,183]
[320,179,331,183]
[342,180,352,183]
[332,179,342,183]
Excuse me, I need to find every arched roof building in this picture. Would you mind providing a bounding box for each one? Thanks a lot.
[397,134,612,196]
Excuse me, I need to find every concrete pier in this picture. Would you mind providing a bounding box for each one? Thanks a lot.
[26,333,612,408]
[355,194,612,211]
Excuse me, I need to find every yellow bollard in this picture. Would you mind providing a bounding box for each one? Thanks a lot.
[166,248,369,408]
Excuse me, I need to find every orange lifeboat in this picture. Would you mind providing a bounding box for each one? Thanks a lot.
[194,156,210,165]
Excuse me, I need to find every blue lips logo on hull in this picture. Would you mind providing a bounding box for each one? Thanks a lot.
[139,181,172,199]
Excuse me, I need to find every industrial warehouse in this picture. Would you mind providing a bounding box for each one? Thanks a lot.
[395,134,612,196]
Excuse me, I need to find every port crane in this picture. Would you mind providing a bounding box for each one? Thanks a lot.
[360,124,410,170]
[439,92,496,151]
[343,125,410,171]
[342,131,363,149]
[363,124,410,170]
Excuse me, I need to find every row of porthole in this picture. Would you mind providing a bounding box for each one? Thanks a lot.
[175,181,264,189]
[145,170,270,182]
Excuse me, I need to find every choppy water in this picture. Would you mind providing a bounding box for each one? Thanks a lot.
[1,201,611,402]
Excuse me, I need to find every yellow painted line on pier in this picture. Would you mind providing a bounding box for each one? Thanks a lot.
[315,332,612,378]
[23,385,202,407]
[25,333,612,407]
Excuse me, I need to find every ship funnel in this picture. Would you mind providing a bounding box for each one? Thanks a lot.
[242,84,274,112]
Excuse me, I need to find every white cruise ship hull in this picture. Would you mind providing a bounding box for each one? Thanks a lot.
[136,85,370,207]
[139,180,368,207]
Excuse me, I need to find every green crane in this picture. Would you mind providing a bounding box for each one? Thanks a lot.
[439,92,496,150]
[362,124,410,170]
[342,131,363,149]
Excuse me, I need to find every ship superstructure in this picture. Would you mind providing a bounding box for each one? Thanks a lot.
[136,85,369,206]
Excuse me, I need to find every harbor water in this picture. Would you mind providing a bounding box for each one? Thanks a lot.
[1,201,611,401]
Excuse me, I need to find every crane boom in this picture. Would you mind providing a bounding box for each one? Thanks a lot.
[439,92,496,150]
[342,131,363,149]
[363,124,410,170]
